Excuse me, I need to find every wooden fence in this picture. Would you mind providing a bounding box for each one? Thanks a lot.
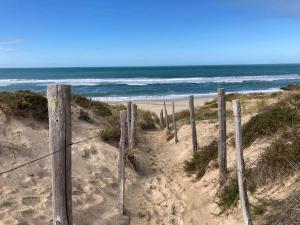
[0,84,253,225]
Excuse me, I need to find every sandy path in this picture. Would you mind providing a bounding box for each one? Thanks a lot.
[126,130,186,225]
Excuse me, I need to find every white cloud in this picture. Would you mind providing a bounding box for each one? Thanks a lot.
[0,47,18,52]
[0,38,25,45]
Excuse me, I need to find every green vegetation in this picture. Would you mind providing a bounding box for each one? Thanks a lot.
[184,140,218,179]
[263,190,300,225]
[216,169,256,212]
[72,95,112,117]
[281,84,300,91]
[138,110,159,130]
[0,91,48,122]
[241,93,300,147]
[253,130,300,186]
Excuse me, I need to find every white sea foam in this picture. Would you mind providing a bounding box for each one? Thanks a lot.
[92,88,281,102]
[0,74,299,86]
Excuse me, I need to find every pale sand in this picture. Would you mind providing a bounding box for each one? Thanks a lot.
[116,97,216,115]
[0,93,298,225]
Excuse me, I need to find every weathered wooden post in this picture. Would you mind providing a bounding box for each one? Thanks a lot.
[130,103,137,148]
[189,95,198,153]
[172,101,178,143]
[160,109,164,129]
[118,110,127,214]
[47,84,73,225]
[232,100,253,225]
[163,101,170,133]
[127,101,132,145]
[218,88,227,186]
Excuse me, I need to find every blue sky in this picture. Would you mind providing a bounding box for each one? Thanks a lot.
[1,0,300,68]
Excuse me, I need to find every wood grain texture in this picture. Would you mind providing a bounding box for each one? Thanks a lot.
[232,100,253,225]
[127,102,132,145]
[118,110,127,214]
[160,109,164,129]
[47,84,73,225]
[172,101,178,144]
[163,102,170,134]
[218,88,227,186]
[189,95,198,153]
[130,103,137,148]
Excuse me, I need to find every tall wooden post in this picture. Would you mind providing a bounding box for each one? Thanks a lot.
[189,95,198,153]
[130,103,137,149]
[160,109,164,129]
[172,101,178,143]
[163,101,170,133]
[127,101,132,145]
[118,110,127,214]
[232,100,253,225]
[47,84,73,225]
[218,88,227,186]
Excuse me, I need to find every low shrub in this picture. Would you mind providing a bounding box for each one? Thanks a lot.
[99,114,120,145]
[242,94,300,147]
[216,169,256,212]
[138,110,159,130]
[253,130,300,186]
[184,140,218,179]
[72,95,112,117]
[0,91,48,122]
[281,84,300,91]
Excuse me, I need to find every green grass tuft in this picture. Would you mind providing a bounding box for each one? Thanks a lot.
[216,169,256,211]
[184,140,218,179]
[72,95,112,117]
[0,91,48,122]
[138,110,159,130]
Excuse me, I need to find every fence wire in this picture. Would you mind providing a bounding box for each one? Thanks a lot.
[0,133,103,176]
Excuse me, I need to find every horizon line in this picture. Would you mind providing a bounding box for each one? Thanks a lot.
[1,62,300,69]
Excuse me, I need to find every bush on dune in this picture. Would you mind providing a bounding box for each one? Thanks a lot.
[184,140,218,179]
[0,91,48,122]
[72,95,112,117]
[138,110,159,130]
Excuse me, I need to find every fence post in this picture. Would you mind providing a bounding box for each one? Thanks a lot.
[118,110,127,214]
[47,84,73,225]
[189,95,198,153]
[218,88,227,186]
[160,109,164,129]
[172,101,178,143]
[130,103,137,148]
[232,100,253,225]
[127,101,132,145]
[163,101,170,133]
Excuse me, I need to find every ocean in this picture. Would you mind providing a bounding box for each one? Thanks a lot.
[0,64,299,101]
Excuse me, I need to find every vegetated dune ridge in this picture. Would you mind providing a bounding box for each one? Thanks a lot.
[0,89,299,225]
[0,98,134,225]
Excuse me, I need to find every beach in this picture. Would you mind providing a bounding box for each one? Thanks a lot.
[0,88,299,225]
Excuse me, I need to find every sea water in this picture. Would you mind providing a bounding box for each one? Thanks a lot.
[0,64,299,101]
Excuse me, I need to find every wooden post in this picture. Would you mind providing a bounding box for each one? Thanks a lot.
[232,100,253,225]
[47,84,73,225]
[163,101,170,133]
[160,109,164,129]
[130,103,137,148]
[172,101,178,143]
[127,101,132,145]
[118,110,127,214]
[189,95,198,153]
[218,88,227,186]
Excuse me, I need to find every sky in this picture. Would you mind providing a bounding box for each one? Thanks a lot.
[1,0,300,68]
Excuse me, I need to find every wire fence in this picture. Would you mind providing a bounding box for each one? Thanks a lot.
[0,133,103,176]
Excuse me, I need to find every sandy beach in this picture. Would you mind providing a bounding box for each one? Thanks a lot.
[0,90,299,225]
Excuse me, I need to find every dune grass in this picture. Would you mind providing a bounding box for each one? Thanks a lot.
[0,91,48,122]
[184,140,218,179]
